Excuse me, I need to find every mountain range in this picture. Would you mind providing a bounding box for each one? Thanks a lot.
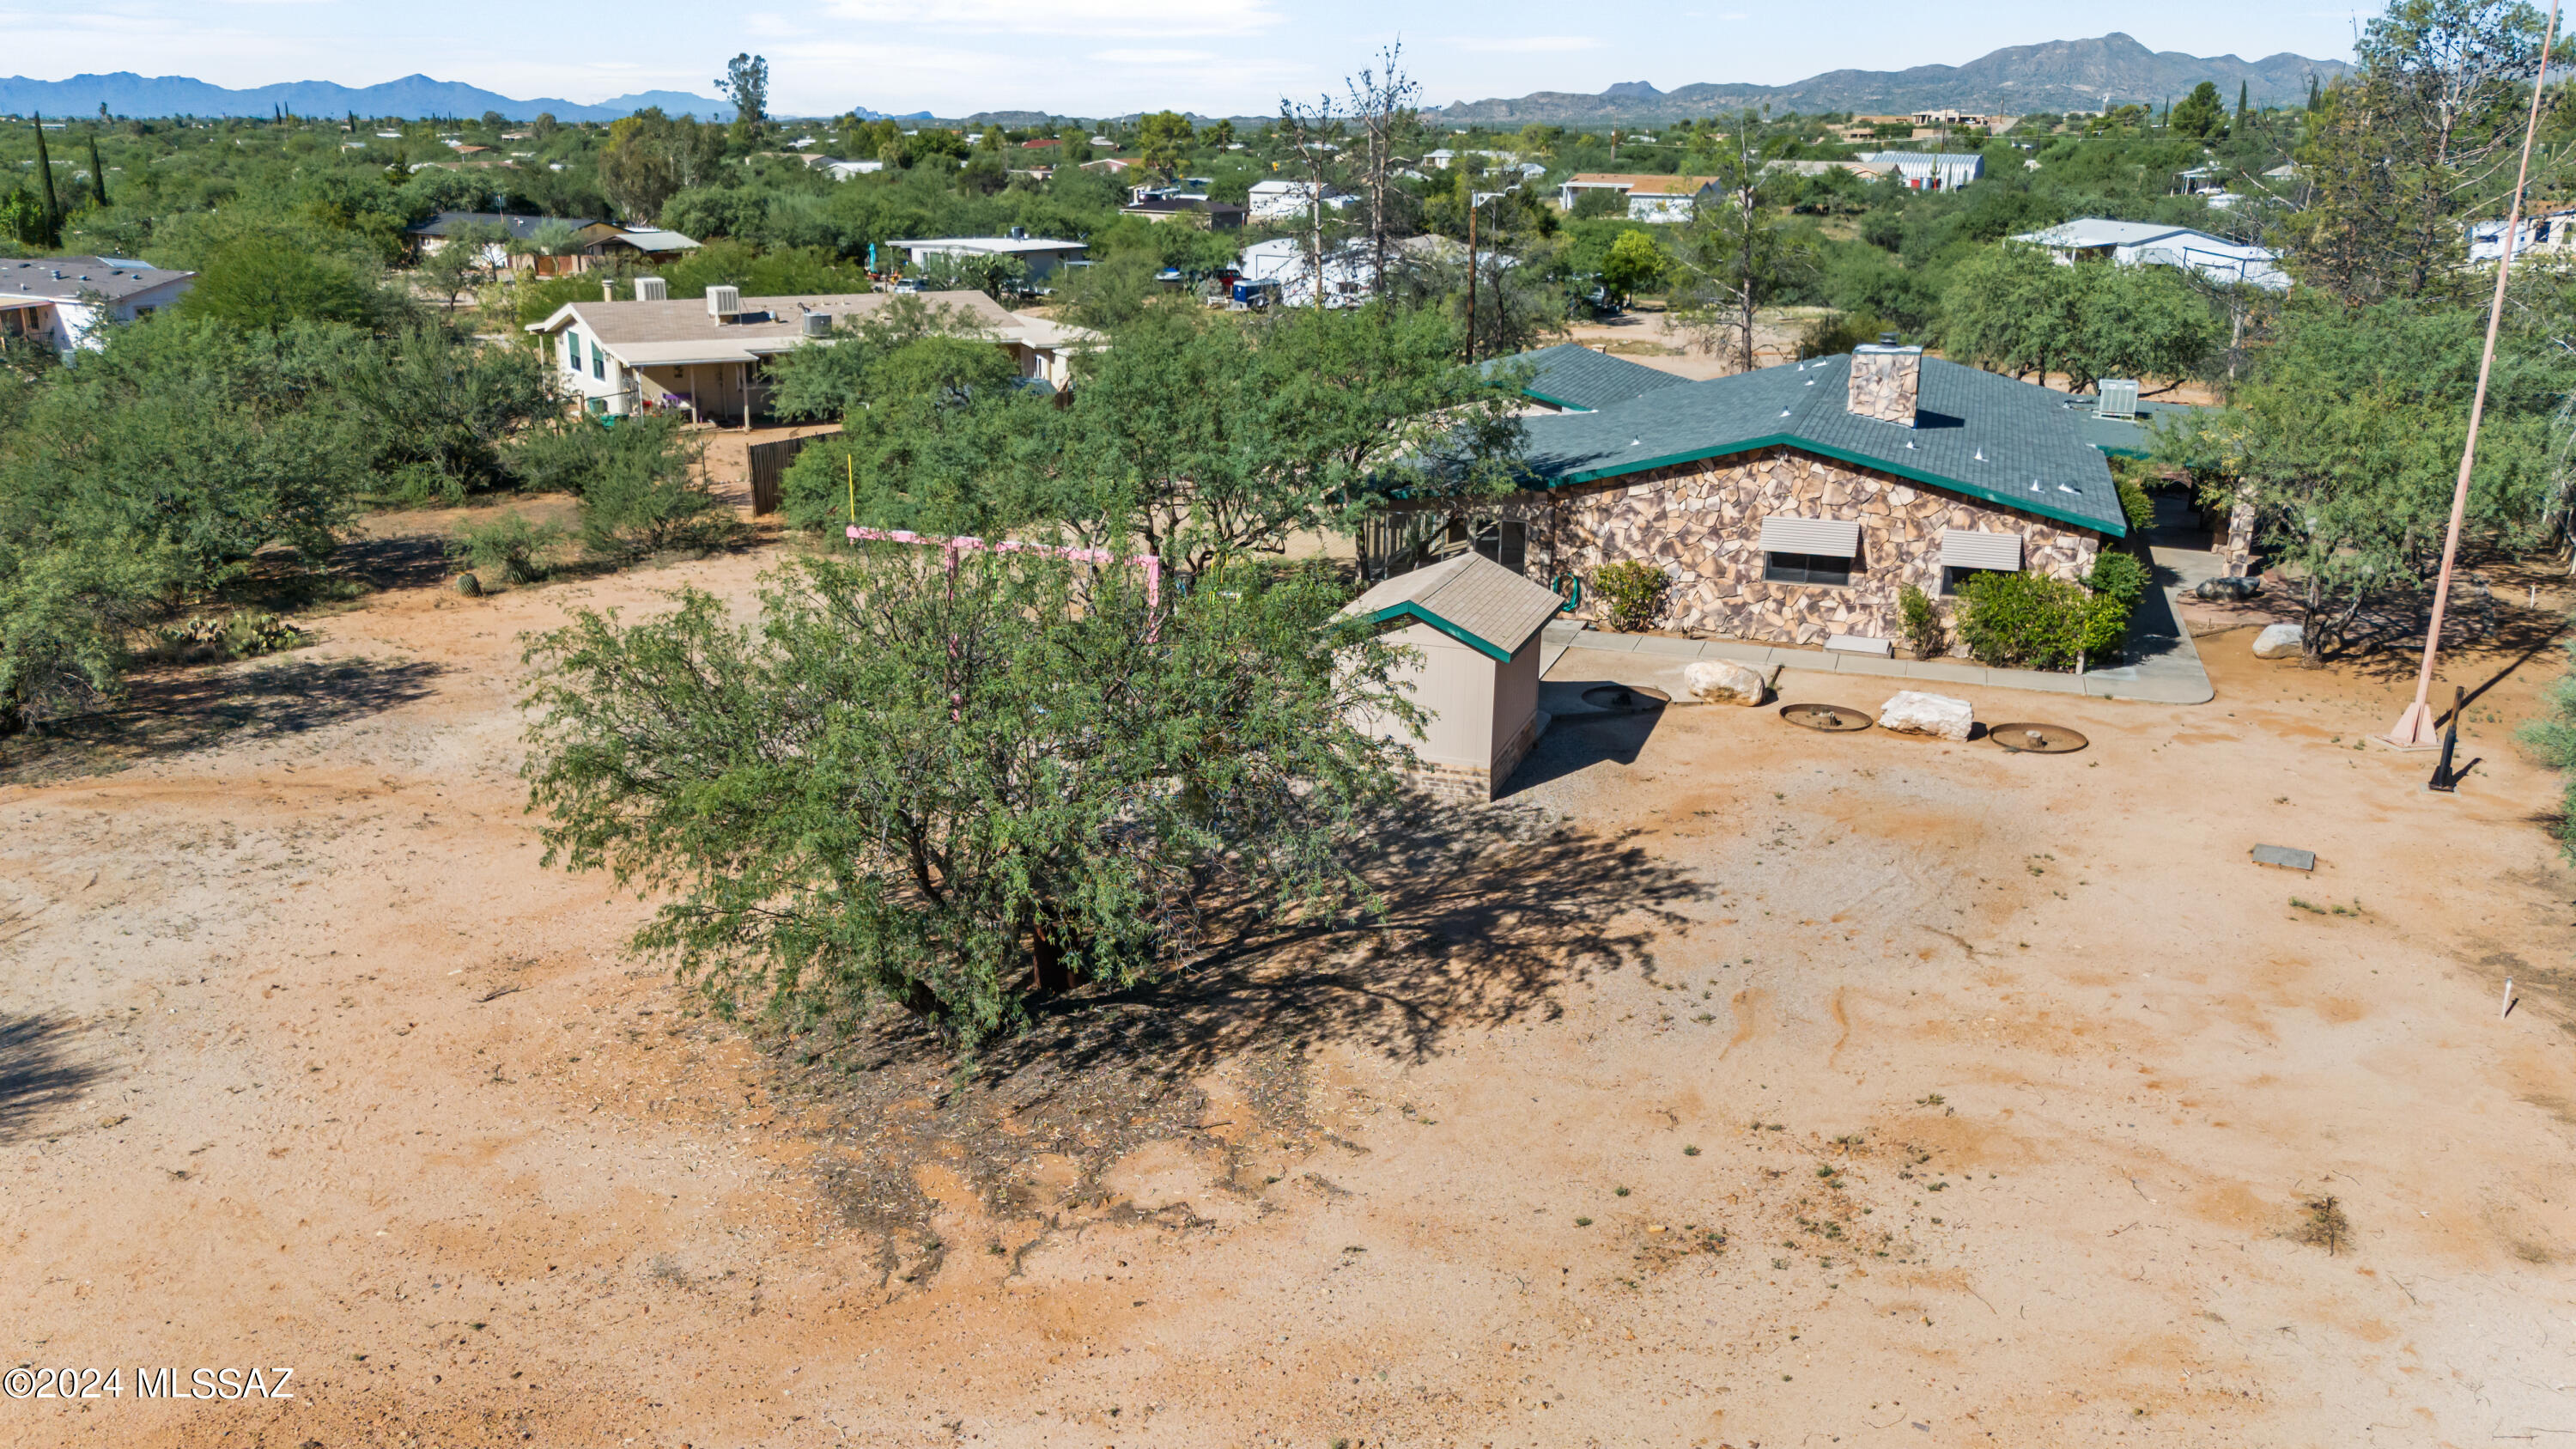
[0,72,928,124]
[1429,33,2351,125]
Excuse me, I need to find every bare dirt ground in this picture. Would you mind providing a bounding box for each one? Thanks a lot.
[7,525,2576,1448]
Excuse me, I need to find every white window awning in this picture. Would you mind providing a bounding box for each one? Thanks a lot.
[1760,516,1861,557]
[1940,529,2024,571]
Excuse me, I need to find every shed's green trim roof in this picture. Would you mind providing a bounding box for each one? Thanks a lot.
[1355,600,1516,661]
[1513,352,2166,539]
[1338,552,1566,661]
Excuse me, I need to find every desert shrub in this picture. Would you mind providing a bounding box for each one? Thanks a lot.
[449,511,567,584]
[1798,310,1893,360]
[1898,583,1944,657]
[1959,557,2144,670]
[518,548,1419,1056]
[1591,560,1671,632]
[1956,571,2087,669]
[2076,551,2148,661]
[509,414,736,559]
[2116,472,2157,534]
[2516,640,2576,861]
[2085,549,2149,605]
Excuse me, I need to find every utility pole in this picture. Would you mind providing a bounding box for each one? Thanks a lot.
[1464,190,1478,365]
[2385,0,2561,748]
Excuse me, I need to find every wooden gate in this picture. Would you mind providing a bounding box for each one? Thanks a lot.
[746,430,838,516]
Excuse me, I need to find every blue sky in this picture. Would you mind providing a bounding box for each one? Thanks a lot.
[5,1,2371,116]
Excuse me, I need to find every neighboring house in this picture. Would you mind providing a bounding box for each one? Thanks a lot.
[1911,109,2013,132]
[2469,205,2576,264]
[1121,196,1246,230]
[524,285,1095,423]
[1864,152,1985,191]
[1767,158,1897,183]
[1236,236,1376,308]
[813,156,887,180]
[1340,552,1566,801]
[0,255,194,354]
[1248,178,1358,222]
[1555,174,1718,222]
[883,232,1089,282]
[2172,166,2240,210]
[406,212,702,276]
[1404,344,2137,652]
[2009,218,2288,292]
[1079,156,1143,174]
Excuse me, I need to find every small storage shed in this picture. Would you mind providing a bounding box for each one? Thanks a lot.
[1340,554,1567,801]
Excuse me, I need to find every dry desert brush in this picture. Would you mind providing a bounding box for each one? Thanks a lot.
[519,543,1425,1056]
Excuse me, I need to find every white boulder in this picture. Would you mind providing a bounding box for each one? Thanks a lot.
[1683,659,1768,706]
[2252,622,2304,659]
[1877,691,1975,742]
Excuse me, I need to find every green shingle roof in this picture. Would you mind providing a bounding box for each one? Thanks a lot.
[1516,353,2137,538]
[1340,553,1566,661]
[1501,343,1694,412]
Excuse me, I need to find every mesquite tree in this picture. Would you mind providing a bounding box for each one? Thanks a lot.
[519,547,1424,1053]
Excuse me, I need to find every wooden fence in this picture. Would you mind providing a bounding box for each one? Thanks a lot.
[746,430,838,516]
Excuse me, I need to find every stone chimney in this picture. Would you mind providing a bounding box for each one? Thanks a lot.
[1847,338,1923,428]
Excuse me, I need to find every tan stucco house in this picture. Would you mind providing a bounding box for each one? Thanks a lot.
[525,285,1096,424]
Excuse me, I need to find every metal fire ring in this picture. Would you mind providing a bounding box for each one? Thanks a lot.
[1988,721,2089,754]
[1778,703,1873,733]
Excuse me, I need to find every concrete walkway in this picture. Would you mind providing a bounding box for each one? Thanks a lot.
[1538,547,2219,705]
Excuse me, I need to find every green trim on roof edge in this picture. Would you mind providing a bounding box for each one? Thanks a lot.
[1553,433,2129,539]
[1522,388,1589,412]
[1358,602,1516,662]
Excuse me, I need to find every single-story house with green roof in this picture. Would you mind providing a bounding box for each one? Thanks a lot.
[1505,342,1695,413]
[1430,344,2147,652]
[1340,552,1568,801]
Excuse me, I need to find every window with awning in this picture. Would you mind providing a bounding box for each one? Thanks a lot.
[1939,529,2023,595]
[1760,516,1860,587]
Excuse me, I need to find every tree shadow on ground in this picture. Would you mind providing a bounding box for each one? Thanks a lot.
[331,530,456,594]
[0,655,444,785]
[771,801,1707,1240]
[0,1015,107,1144]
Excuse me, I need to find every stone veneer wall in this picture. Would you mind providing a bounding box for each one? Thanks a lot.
[1455,447,2103,652]
[1846,347,1922,427]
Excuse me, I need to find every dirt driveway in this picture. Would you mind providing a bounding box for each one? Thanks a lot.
[5,539,2575,1448]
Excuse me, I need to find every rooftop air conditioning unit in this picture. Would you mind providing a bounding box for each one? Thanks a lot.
[635,277,668,301]
[2096,379,2140,419]
[706,284,742,321]
[1007,225,1027,240]
[802,310,833,338]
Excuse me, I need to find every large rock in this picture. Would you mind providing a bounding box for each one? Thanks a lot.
[1878,691,1975,742]
[1683,659,1768,706]
[2196,575,2264,602]
[2252,622,2304,659]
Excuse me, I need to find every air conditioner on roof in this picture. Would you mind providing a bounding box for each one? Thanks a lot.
[635,277,667,301]
[706,284,741,320]
[2096,379,2140,419]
